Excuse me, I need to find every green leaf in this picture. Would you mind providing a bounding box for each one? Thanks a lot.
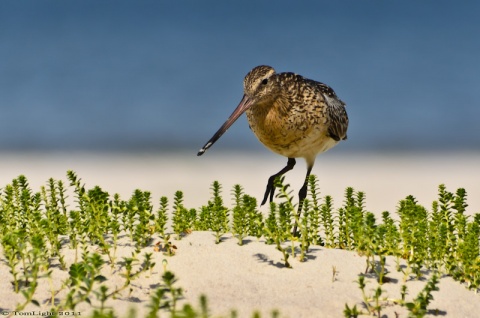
[95,275,107,283]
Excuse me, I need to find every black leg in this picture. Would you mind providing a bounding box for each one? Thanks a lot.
[261,158,296,206]
[292,165,313,236]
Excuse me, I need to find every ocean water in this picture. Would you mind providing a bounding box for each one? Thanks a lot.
[0,0,479,152]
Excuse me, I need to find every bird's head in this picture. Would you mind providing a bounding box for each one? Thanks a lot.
[243,65,277,103]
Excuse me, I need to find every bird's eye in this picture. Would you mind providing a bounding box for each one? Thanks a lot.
[261,78,268,85]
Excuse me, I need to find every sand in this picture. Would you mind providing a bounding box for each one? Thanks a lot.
[0,151,479,317]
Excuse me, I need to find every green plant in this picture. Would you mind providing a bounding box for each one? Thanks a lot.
[172,191,195,239]
[351,275,386,316]
[231,185,263,245]
[2,231,22,292]
[161,271,183,315]
[274,177,301,260]
[119,252,156,294]
[231,184,249,245]
[16,234,50,310]
[263,201,292,268]
[320,194,336,248]
[107,193,124,266]
[343,303,363,318]
[206,181,229,244]
[155,196,169,237]
[128,189,155,248]
[40,178,69,261]
[59,252,107,310]
[403,273,440,318]
[305,175,322,246]
[398,195,428,279]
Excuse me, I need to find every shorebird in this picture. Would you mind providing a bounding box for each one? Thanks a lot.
[197,65,348,235]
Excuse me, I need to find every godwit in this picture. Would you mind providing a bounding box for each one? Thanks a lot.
[197,65,348,235]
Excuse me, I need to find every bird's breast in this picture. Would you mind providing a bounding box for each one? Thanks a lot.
[246,99,334,158]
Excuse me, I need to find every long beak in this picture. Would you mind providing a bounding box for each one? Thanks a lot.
[197,95,253,156]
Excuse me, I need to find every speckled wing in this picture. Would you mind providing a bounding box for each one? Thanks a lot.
[313,81,348,141]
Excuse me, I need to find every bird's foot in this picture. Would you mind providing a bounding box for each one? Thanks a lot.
[261,176,276,206]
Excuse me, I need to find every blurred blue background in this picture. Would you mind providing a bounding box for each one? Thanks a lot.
[1,0,479,152]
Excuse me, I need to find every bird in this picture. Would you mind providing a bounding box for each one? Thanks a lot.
[197,65,348,235]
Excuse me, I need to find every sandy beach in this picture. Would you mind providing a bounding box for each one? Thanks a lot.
[0,151,479,317]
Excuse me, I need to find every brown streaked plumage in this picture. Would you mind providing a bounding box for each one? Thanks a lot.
[197,65,348,235]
